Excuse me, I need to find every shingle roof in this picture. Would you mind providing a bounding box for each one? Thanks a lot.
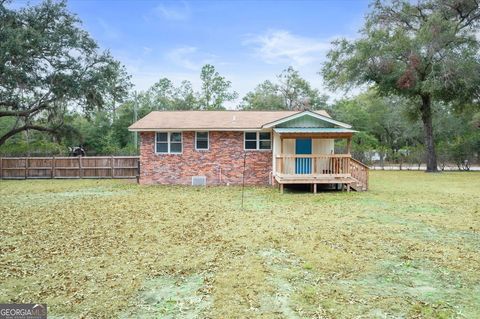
[128,110,332,131]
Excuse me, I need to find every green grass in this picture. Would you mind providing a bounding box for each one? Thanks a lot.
[1,171,479,318]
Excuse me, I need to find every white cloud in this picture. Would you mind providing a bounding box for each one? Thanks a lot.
[97,19,121,40]
[166,46,199,70]
[115,30,353,109]
[154,1,190,21]
[116,49,204,92]
[165,46,217,71]
[244,30,332,66]
[142,47,153,55]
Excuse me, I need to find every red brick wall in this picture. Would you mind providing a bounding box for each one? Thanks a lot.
[139,131,272,185]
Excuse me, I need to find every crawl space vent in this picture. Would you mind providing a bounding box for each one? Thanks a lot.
[191,176,206,186]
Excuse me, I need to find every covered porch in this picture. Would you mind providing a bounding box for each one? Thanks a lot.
[272,128,369,193]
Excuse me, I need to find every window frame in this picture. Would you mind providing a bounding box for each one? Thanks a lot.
[155,131,183,154]
[258,132,272,150]
[195,131,210,151]
[155,132,169,154]
[244,131,272,151]
[244,131,258,150]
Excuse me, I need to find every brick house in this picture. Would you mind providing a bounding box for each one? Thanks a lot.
[128,110,369,192]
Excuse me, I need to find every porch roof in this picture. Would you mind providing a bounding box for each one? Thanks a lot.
[273,128,358,134]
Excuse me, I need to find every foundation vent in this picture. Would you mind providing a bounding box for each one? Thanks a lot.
[191,176,206,186]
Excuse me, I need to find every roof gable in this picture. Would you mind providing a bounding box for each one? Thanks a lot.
[261,110,352,129]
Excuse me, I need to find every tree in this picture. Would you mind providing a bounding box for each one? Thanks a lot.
[240,80,284,110]
[199,64,238,110]
[278,67,328,110]
[332,89,422,164]
[433,102,480,170]
[0,0,131,147]
[322,0,480,172]
[141,66,236,112]
[350,131,380,163]
[172,81,199,110]
[147,78,175,110]
[240,67,328,110]
[142,79,199,111]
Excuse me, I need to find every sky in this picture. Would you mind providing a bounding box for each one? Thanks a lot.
[16,0,371,106]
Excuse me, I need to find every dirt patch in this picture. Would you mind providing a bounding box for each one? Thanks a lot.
[122,274,212,319]
[258,248,329,318]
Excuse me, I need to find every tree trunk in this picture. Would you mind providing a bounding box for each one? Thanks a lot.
[420,94,438,172]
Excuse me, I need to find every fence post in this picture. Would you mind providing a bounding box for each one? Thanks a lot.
[79,156,83,179]
[25,157,28,179]
[111,156,114,178]
[0,157,2,180]
[52,156,55,178]
[136,158,140,183]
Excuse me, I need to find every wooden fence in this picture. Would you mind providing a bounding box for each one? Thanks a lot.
[0,156,139,180]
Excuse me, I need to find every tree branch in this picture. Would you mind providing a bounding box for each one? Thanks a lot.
[0,92,53,117]
[0,100,20,108]
[0,124,59,146]
[0,103,49,117]
[444,1,480,31]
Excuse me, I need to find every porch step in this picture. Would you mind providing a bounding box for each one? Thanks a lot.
[350,178,367,192]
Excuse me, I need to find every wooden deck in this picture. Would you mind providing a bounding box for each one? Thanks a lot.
[275,154,369,193]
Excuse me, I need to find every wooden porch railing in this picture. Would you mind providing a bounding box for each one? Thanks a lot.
[275,154,352,177]
[349,157,369,190]
[275,154,370,192]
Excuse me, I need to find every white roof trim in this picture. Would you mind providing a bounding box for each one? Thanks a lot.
[261,110,352,129]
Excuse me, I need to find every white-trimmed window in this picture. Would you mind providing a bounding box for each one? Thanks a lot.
[244,132,271,150]
[155,132,182,154]
[195,132,209,150]
[259,132,272,150]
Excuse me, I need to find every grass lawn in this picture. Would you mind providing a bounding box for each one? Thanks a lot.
[1,171,480,318]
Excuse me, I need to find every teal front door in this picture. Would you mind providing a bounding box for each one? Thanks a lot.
[295,138,312,174]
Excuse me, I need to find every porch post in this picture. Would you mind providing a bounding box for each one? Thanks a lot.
[279,136,284,174]
[346,137,352,154]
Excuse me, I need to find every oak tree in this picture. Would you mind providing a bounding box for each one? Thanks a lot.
[0,0,131,146]
[322,0,480,171]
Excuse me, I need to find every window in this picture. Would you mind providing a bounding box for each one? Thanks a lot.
[259,132,271,150]
[170,132,182,153]
[244,132,257,150]
[195,132,209,150]
[156,132,182,154]
[156,133,168,153]
[244,132,271,150]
